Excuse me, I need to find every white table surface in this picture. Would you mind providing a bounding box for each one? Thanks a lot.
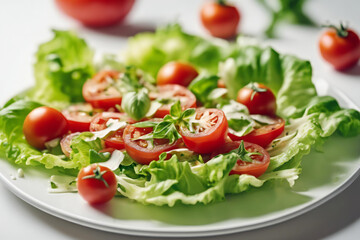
[0,0,360,239]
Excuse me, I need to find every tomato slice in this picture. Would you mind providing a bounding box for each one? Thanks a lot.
[123,121,181,165]
[62,103,95,132]
[149,84,196,118]
[180,108,228,154]
[90,112,133,150]
[60,132,80,157]
[213,141,270,177]
[229,117,285,147]
[83,70,122,110]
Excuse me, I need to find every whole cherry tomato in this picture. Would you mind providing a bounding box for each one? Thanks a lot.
[200,0,241,39]
[236,83,277,116]
[55,0,135,27]
[23,106,69,149]
[319,23,360,70]
[77,164,117,204]
[157,62,198,87]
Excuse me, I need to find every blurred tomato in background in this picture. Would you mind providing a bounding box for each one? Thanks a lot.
[55,0,135,27]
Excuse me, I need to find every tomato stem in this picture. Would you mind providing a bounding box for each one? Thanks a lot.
[217,0,227,6]
[234,141,262,163]
[82,165,109,188]
[249,82,267,101]
[322,22,349,38]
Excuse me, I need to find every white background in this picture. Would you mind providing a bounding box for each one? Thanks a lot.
[0,0,360,239]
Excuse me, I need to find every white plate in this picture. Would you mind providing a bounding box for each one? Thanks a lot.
[0,79,359,237]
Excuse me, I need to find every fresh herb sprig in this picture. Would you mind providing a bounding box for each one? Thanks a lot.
[131,101,195,145]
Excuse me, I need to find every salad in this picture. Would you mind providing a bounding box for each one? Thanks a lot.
[0,25,359,207]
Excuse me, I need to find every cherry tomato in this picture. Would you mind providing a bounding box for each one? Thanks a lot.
[157,62,198,87]
[77,164,117,204]
[23,106,68,149]
[200,1,241,39]
[237,83,277,116]
[213,141,270,177]
[149,84,197,118]
[90,112,134,150]
[180,108,228,154]
[55,0,135,27]
[319,24,360,70]
[123,121,181,165]
[229,117,285,147]
[62,103,94,132]
[217,79,226,88]
[60,132,80,157]
[83,70,122,110]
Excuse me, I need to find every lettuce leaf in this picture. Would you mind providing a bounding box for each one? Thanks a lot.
[27,30,94,108]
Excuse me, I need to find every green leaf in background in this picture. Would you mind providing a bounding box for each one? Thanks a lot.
[28,30,94,108]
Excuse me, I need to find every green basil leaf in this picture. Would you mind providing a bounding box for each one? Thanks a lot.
[121,89,151,121]
[170,100,182,118]
[181,108,196,119]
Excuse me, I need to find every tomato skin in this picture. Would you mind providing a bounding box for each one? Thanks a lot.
[237,83,277,116]
[213,141,270,177]
[180,108,228,154]
[90,112,134,150]
[123,122,181,165]
[23,107,69,149]
[157,62,198,87]
[55,0,135,27]
[149,84,197,118]
[62,103,94,132]
[77,164,117,205]
[83,70,122,110]
[200,2,240,39]
[319,29,360,70]
[229,117,285,147]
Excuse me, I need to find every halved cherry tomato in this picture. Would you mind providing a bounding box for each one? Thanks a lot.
[60,132,80,157]
[180,108,228,154]
[319,24,360,70]
[123,121,181,165]
[229,117,285,147]
[157,62,198,87]
[77,164,117,205]
[200,1,241,39]
[62,103,94,132]
[237,83,277,116]
[213,141,270,177]
[90,112,134,150]
[149,84,197,118]
[23,106,69,149]
[83,70,122,110]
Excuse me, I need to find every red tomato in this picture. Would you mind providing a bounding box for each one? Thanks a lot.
[237,83,277,116]
[217,79,226,88]
[200,1,240,39]
[213,141,270,177]
[60,132,80,157]
[23,107,68,149]
[83,70,123,110]
[77,164,117,204]
[157,62,198,87]
[149,84,197,118]
[319,25,360,70]
[123,122,181,165]
[229,117,285,147]
[90,112,134,150]
[62,103,94,132]
[180,108,228,154]
[55,0,135,27]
